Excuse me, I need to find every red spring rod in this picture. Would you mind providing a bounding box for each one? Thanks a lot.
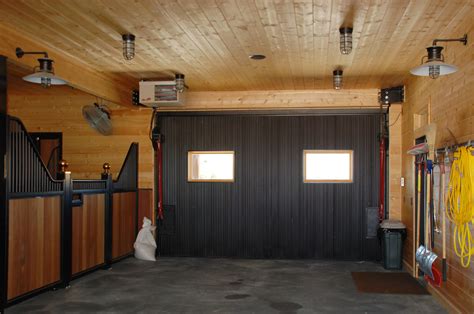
[156,138,164,220]
[379,137,386,221]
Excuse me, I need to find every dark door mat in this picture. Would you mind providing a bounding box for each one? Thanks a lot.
[351,272,429,295]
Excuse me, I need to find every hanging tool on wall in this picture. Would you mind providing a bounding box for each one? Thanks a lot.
[430,162,436,249]
[422,157,442,286]
[445,145,474,268]
[415,245,441,287]
[441,149,449,281]
[426,160,433,250]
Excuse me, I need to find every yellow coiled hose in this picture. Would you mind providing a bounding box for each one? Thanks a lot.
[446,146,474,268]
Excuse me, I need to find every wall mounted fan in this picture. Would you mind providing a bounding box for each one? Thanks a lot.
[82,103,112,135]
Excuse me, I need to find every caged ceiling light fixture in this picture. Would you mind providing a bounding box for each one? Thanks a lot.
[339,27,353,55]
[15,48,67,88]
[175,73,185,93]
[122,34,136,60]
[333,69,343,90]
[410,34,468,79]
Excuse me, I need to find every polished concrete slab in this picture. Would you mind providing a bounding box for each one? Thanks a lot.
[9,258,444,313]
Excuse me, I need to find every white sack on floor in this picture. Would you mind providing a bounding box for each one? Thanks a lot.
[134,217,157,261]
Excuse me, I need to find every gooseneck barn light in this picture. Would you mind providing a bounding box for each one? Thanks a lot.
[122,34,136,60]
[15,47,67,88]
[410,34,468,79]
[333,69,343,90]
[175,73,185,93]
[339,27,353,55]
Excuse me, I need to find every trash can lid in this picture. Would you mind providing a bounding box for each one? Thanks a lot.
[380,219,406,229]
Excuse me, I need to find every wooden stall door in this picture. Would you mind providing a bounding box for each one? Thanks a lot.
[72,194,105,275]
[8,196,61,300]
[112,192,137,259]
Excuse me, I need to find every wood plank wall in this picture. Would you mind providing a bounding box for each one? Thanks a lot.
[7,76,153,189]
[389,105,402,220]
[72,193,105,275]
[8,197,61,300]
[138,189,153,229]
[112,192,137,259]
[401,25,473,312]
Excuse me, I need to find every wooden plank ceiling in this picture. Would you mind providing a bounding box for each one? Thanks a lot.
[0,0,472,91]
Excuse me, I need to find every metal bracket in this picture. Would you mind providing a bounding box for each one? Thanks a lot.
[432,34,468,46]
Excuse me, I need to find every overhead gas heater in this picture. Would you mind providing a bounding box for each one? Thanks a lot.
[138,73,186,107]
[15,48,67,87]
[410,34,467,79]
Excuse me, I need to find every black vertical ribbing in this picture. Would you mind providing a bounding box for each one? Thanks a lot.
[158,114,380,260]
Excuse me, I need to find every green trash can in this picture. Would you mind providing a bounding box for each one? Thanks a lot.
[379,220,406,270]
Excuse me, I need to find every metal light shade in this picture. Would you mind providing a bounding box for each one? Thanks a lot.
[22,58,67,87]
[23,71,67,86]
[410,45,458,79]
[409,61,458,78]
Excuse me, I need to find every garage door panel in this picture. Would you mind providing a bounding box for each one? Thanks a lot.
[159,114,380,259]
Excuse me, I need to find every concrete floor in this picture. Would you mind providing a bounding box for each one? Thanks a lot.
[9,258,444,313]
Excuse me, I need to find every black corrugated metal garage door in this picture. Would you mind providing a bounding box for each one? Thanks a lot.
[158,113,380,260]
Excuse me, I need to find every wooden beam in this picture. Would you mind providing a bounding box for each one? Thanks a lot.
[0,24,135,107]
[152,89,380,111]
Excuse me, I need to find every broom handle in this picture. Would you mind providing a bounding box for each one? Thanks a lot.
[426,171,431,250]
[415,163,421,276]
[441,164,447,281]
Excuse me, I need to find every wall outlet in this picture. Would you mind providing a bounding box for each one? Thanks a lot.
[400,177,405,187]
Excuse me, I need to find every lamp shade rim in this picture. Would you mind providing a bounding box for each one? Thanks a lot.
[22,71,68,85]
[409,61,458,76]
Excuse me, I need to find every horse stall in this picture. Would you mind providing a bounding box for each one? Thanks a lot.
[1,116,139,308]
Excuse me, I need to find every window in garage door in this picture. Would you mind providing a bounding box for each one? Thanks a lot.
[188,151,235,182]
[303,150,353,183]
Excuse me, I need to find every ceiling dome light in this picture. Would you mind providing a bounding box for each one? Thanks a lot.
[122,34,136,61]
[339,27,353,55]
[410,34,467,79]
[15,48,67,87]
[175,73,185,93]
[333,69,343,90]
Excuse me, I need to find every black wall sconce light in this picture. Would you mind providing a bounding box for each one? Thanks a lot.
[410,34,468,79]
[15,47,67,88]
